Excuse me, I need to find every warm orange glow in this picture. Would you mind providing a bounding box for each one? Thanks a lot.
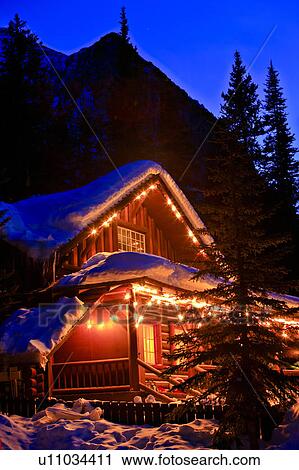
[142,324,155,363]
[135,315,144,328]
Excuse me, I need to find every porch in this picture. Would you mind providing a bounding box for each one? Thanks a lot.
[48,281,204,402]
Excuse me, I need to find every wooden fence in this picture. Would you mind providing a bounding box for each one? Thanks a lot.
[0,396,223,423]
[0,397,282,441]
[0,398,37,417]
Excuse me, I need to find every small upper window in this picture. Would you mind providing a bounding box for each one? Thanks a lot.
[117,226,146,253]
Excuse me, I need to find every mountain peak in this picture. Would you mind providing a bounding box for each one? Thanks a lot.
[0,22,215,198]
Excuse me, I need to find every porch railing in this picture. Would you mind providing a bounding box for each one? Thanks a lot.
[137,358,201,402]
[52,357,130,391]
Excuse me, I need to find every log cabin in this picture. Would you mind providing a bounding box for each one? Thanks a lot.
[0,160,298,403]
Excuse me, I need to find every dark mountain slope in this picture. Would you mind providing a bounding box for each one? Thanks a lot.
[0,29,215,198]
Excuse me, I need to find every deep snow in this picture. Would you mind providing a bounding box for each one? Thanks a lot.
[1,399,299,450]
[0,400,217,450]
[267,401,299,450]
[0,297,86,366]
[57,251,214,291]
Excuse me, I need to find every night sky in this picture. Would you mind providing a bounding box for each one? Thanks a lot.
[1,0,298,143]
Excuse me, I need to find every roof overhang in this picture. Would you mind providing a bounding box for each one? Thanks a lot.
[0,160,212,259]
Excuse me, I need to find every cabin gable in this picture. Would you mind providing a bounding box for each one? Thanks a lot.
[60,177,201,276]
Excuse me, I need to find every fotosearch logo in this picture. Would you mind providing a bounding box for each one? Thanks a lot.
[36,300,267,329]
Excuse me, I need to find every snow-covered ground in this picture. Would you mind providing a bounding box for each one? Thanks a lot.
[0,400,217,450]
[267,400,299,450]
[1,399,298,450]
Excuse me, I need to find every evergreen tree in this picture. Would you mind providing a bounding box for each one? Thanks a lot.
[119,6,129,43]
[0,14,52,200]
[221,51,262,164]
[262,62,298,199]
[262,63,298,276]
[165,122,298,449]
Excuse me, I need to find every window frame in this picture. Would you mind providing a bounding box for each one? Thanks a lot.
[141,323,162,366]
[117,225,146,253]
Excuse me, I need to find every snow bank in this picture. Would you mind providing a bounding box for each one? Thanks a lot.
[267,401,299,450]
[0,160,208,258]
[0,400,217,450]
[0,414,34,450]
[57,251,214,291]
[0,297,87,366]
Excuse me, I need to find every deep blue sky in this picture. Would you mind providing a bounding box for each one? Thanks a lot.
[1,0,299,143]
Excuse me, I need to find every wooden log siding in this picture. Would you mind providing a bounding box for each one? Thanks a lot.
[62,194,177,270]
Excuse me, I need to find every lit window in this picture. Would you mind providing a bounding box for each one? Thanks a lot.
[143,324,156,364]
[117,226,146,253]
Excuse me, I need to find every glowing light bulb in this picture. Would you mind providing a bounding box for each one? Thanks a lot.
[124,292,131,300]
[91,228,97,235]
[135,315,144,328]
[178,314,184,321]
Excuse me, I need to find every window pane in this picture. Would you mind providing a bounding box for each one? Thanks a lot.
[143,324,155,364]
[117,226,146,253]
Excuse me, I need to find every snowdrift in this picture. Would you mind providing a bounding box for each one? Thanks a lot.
[0,297,86,366]
[267,400,299,450]
[57,251,214,291]
[0,399,217,450]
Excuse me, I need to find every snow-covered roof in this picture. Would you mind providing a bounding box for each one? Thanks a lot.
[57,251,214,292]
[58,251,299,308]
[0,297,87,367]
[0,160,209,258]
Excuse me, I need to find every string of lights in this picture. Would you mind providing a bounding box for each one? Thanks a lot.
[82,185,298,340]
[84,282,299,339]
[88,182,201,248]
